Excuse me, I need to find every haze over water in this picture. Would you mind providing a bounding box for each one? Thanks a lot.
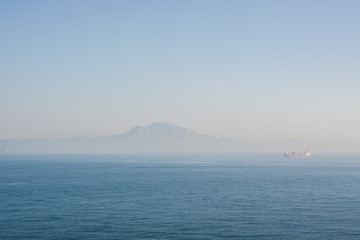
[1,0,360,149]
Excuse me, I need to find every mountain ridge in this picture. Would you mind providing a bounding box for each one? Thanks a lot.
[0,122,238,154]
[0,122,359,154]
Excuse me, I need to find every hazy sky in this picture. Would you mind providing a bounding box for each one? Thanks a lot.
[1,0,359,141]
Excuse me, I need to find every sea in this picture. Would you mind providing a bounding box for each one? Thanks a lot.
[1,154,360,239]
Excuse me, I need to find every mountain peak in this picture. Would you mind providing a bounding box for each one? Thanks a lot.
[121,122,196,139]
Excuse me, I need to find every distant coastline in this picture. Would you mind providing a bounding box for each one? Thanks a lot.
[0,123,359,154]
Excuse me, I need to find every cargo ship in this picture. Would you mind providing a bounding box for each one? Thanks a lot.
[284,151,311,158]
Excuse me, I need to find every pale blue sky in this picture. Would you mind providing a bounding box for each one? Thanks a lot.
[1,0,359,141]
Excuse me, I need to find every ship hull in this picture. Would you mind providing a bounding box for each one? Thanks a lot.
[284,151,311,158]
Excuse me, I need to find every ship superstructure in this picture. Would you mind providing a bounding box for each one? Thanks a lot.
[284,151,311,158]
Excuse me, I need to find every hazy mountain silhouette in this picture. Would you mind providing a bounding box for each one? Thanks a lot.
[0,122,358,154]
[0,122,242,154]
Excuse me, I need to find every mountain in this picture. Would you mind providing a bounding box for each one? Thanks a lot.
[1,122,358,154]
[0,122,242,154]
[103,122,244,153]
[115,122,204,140]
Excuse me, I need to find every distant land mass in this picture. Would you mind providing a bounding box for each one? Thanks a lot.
[0,122,358,154]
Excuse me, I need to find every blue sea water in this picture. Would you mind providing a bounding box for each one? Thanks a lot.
[1,154,360,239]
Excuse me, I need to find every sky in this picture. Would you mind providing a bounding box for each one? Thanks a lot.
[1,0,360,141]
